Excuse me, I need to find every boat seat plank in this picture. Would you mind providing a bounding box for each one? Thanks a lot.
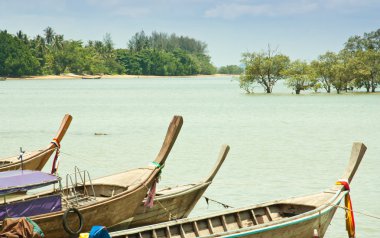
[265,207,273,221]
[165,227,172,238]
[220,215,228,231]
[192,221,200,237]
[235,213,243,228]
[206,218,214,234]
[250,209,259,225]
[152,229,158,238]
[179,225,186,238]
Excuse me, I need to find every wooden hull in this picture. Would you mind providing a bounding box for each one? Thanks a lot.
[33,175,156,237]
[111,182,211,230]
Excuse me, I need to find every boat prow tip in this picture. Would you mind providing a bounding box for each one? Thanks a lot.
[341,142,367,184]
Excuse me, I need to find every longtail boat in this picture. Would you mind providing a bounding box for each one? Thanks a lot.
[0,115,183,237]
[82,75,101,79]
[0,114,72,172]
[110,144,230,230]
[109,142,366,238]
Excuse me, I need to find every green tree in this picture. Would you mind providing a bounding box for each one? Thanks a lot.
[311,52,337,93]
[218,65,244,74]
[29,34,47,69]
[44,26,55,46]
[0,31,40,77]
[284,60,316,94]
[128,31,150,52]
[349,50,380,92]
[329,51,355,94]
[240,48,290,93]
[344,30,380,92]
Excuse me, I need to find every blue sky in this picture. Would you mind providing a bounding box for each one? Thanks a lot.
[1,0,379,66]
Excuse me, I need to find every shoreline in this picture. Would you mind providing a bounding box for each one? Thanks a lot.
[5,74,238,80]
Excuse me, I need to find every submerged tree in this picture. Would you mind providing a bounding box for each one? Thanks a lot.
[240,47,290,93]
[343,30,380,92]
[284,60,316,94]
[311,52,337,93]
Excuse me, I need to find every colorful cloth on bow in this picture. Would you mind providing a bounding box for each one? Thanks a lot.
[336,179,355,238]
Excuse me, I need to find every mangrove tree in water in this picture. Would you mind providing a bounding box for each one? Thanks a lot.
[240,47,290,93]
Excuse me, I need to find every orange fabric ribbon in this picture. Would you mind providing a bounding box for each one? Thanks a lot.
[336,179,355,238]
[51,138,61,174]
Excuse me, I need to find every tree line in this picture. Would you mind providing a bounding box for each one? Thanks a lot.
[240,29,380,94]
[0,27,216,77]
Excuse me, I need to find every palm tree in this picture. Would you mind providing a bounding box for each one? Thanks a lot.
[34,35,47,55]
[16,30,29,44]
[52,34,64,51]
[44,27,55,45]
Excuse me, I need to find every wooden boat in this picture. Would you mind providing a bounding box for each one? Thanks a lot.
[0,114,72,172]
[109,142,366,238]
[110,144,230,230]
[82,75,102,79]
[0,115,183,237]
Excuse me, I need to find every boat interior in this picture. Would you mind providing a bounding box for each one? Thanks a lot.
[113,203,317,238]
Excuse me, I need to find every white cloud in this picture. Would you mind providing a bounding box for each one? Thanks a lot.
[324,0,378,8]
[205,1,318,19]
[0,0,68,15]
[204,0,380,19]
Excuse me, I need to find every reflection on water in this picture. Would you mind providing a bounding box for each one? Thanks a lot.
[0,77,379,237]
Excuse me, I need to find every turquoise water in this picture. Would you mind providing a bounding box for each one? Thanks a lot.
[0,77,379,236]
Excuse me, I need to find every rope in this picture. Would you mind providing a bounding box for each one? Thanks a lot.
[142,183,175,220]
[203,196,233,209]
[50,137,61,174]
[144,162,165,208]
[330,203,380,221]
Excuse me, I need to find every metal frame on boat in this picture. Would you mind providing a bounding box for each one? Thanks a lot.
[0,115,183,237]
[109,142,366,238]
[0,114,72,172]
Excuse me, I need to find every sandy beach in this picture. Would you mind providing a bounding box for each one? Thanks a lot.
[6,74,237,80]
